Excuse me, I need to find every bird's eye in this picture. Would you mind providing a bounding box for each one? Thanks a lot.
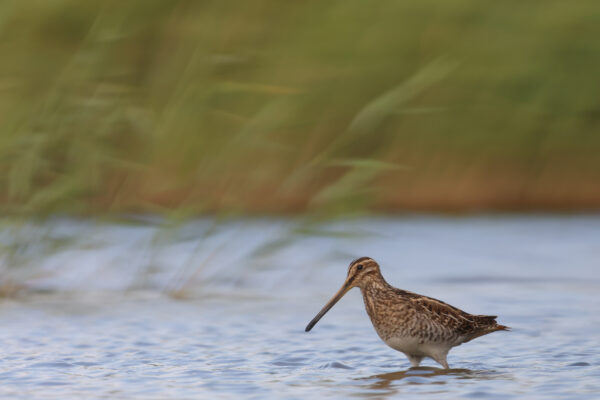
[357,264,363,270]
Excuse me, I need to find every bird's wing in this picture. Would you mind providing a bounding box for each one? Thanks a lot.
[397,289,501,340]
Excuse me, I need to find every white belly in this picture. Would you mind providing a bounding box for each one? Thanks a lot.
[384,335,454,359]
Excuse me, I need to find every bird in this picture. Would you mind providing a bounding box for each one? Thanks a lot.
[305,257,509,369]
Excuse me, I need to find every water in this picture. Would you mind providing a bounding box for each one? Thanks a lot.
[1,216,599,399]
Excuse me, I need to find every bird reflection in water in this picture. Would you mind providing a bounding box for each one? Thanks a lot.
[357,367,504,393]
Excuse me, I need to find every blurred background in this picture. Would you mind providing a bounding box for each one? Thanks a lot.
[1,2,599,398]
[1,0,599,217]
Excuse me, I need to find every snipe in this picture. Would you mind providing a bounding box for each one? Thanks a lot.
[305,257,509,369]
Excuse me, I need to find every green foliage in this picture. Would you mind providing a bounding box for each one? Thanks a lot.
[0,0,599,216]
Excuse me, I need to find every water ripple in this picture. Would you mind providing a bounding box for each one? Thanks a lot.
[1,217,599,399]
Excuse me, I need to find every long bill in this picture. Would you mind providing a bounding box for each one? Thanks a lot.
[305,281,352,332]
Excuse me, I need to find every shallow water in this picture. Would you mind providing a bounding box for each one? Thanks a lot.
[1,216,599,399]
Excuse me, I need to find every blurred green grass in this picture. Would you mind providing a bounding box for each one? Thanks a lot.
[1,0,599,216]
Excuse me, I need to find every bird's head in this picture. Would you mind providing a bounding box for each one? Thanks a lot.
[305,257,381,332]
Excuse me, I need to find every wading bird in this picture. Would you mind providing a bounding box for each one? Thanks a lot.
[305,257,509,369]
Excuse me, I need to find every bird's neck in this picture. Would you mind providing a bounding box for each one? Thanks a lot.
[359,272,393,296]
[359,274,397,339]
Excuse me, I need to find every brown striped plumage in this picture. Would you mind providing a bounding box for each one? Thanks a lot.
[305,257,509,369]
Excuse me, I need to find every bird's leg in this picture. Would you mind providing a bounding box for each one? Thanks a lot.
[406,355,423,368]
[432,354,449,369]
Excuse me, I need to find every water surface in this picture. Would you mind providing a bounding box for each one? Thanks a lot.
[1,216,599,399]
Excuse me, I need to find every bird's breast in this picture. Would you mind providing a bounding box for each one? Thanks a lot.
[362,290,413,342]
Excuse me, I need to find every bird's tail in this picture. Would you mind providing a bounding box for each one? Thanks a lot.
[492,324,510,332]
[476,315,510,330]
[464,316,510,342]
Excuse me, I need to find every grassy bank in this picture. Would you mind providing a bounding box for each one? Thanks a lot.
[1,0,599,216]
